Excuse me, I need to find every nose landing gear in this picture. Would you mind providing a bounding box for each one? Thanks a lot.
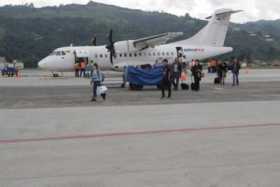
[52,72,63,77]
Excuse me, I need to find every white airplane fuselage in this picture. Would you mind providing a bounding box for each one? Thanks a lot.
[38,43,232,71]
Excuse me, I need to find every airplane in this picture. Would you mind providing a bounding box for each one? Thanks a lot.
[38,9,241,75]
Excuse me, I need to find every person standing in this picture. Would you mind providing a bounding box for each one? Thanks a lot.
[222,61,228,85]
[172,56,182,90]
[91,63,104,102]
[191,60,203,91]
[80,59,87,77]
[160,63,172,99]
[75,63,80,77]
[216,60,227,86]
[231,58,241,86]
[85,61,94,78]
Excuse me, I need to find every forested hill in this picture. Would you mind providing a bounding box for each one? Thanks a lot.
[0,1,279,67]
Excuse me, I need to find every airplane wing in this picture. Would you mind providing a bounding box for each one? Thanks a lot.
[133,32,183,50]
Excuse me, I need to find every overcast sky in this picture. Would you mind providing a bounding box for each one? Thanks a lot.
[0,0,279,23]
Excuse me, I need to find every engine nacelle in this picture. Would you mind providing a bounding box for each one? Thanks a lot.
[114,40,138,53]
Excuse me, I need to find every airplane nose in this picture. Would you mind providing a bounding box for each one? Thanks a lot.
[38,59,47,69]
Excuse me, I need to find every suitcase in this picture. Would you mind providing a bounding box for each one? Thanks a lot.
[214,77,220,84]
[181,83,189,90]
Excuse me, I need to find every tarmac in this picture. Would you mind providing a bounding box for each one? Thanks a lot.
[1,69,280,186]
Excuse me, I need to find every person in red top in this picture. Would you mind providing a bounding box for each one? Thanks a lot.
[80,59,86,77]
[74,63,80,77]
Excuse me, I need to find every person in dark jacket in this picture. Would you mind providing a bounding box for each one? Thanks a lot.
[160,62,172,98]
[191,60,203,91]
[231,58,241,86]
[216,60,228,86]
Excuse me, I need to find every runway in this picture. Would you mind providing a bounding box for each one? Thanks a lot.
[1,69,280,186]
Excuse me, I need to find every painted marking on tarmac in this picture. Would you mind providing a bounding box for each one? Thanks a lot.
[0,123,279,144]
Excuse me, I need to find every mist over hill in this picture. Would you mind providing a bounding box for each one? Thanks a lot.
[0,1,279,67]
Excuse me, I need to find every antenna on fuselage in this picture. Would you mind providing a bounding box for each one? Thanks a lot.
[91,36,97,46]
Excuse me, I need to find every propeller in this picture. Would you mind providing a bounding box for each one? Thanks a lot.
[106,29,116,64]
[91,35,97,46]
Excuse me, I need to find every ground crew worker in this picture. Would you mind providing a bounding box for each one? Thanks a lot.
[160,62,172,99]
[91,63,104,102]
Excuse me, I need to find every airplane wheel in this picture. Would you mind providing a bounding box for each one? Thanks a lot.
[129,83,143,90]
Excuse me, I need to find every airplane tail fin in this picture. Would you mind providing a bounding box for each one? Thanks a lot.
[175,9,241,46]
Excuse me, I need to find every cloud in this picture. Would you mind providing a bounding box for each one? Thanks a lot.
[0,0,279,23]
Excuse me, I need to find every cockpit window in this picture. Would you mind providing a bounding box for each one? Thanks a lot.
[50,51,66,56]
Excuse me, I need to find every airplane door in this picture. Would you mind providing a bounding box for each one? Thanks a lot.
[176,47,183,57]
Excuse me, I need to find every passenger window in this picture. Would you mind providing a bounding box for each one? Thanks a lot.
[134,53,137,57]
[162,52,165,56]
[95,54,98,58]
[124,53,127,57]
[105,54,108,58]
[153,52,156,56]
[139,53,142,56]
[129,53,132,57]
[61,51,66,56]
[166,52,170,56]
[157,52,160,56]
[119,53,122,57]
[100,54,103,58]
[171,52,174,56]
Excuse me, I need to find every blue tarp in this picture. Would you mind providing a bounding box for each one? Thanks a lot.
[127,65,164,86]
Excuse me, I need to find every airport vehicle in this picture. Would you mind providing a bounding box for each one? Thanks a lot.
[38,9,241,76]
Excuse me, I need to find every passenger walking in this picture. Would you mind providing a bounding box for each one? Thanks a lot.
[160,63,172,99]
[191,60,203,91]
[172,56,182,90]
[91,63,104,102]
[231,58,241,86]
